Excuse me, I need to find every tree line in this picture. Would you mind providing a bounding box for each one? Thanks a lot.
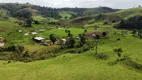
[115,16,142,29]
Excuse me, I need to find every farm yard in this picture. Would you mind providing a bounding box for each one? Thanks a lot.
[0,2,142,80]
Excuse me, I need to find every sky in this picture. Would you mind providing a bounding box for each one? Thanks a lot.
[0,0,142,9]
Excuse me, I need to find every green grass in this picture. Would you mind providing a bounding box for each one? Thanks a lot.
[59,11,72,20]
[32,15,47,21]
[0,31,142,80]
[1,9,142,80]
[39,28,94,38]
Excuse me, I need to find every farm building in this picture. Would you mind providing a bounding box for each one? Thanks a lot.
[0,37,5,47]
[33,37,45,42]
[60,39,66,44]
[31,32,38,35]
[0,43,5,47]
[85,32,104,38]
[24,33,30,36]
[17,30,22,33]
[43,40,54,46]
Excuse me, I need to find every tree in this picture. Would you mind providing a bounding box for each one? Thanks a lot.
[79,34,86,46]
[15,8,33,27]
[34,20,40,24]
[50,34,57,43]
[15,8,32,19]
[66,37,75,48]
[24,18,33,27]
[116,16,142,29]
[96,34,100,39]
[132,29,137,35]
[84,29,87,33]
[102,32,107,37]
[65,16,68,19]
[114,48,123,60]
[94,34,100,55]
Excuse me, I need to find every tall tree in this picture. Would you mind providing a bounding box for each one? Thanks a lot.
[50,34,57,43]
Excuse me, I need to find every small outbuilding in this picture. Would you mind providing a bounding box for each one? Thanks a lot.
[43,40,54,46]
[0,37,5,47]
[85,32,103,38]
[0,43,5,47]
[31,32,38,35]
[33,37,45,42]
[24,33,30,36]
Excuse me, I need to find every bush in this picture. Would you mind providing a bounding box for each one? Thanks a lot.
[82,44,90,52]
[114,48,123,53]
[117,38,120,41]
[34,20,40,24]
[96,53,109,60]
[67,49,77,53]
[102,32,107,37]
[104,21,109,25]
[96,34,100,39]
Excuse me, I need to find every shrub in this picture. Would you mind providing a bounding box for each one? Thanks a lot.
[117,38,120,41]
[114,48,123,53]
[34,20,40,24]
[82,44,90,52]
[96,34,100,39]
[96,53,109,60]
[104,21,108,25]
[67,49,77,53]
[102,32,107,37]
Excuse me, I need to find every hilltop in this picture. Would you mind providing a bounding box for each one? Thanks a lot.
[0,3,120,19]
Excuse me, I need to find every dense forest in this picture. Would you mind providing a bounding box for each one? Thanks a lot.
[116,16,142,29]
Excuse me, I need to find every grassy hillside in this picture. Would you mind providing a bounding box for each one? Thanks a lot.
[71,7,142,24]
[83,7,120,15]
[0,3,142,80]
[58,7,119,17]
[0,33,142,80]
[59,11,72,20]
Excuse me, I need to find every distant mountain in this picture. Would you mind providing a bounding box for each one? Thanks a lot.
[0,3,60,19]
[71,7,142,23]
[58,7,120,16]
[0,3,120,19]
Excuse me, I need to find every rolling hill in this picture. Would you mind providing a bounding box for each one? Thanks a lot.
[0,3,142,80]
[71,7,142,23]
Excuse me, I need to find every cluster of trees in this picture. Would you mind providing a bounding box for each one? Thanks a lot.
[14,8,33,27]
[50,34,57,43]
[0,9,9,19]
[115,16,142,29]
[31,5,61,18]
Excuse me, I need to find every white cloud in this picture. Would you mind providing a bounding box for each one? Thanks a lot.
[0,0,142,9]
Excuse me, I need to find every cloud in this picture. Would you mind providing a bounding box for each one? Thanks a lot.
[0,0,142,9]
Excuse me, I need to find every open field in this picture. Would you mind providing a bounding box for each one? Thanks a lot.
[0,30,142,80]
